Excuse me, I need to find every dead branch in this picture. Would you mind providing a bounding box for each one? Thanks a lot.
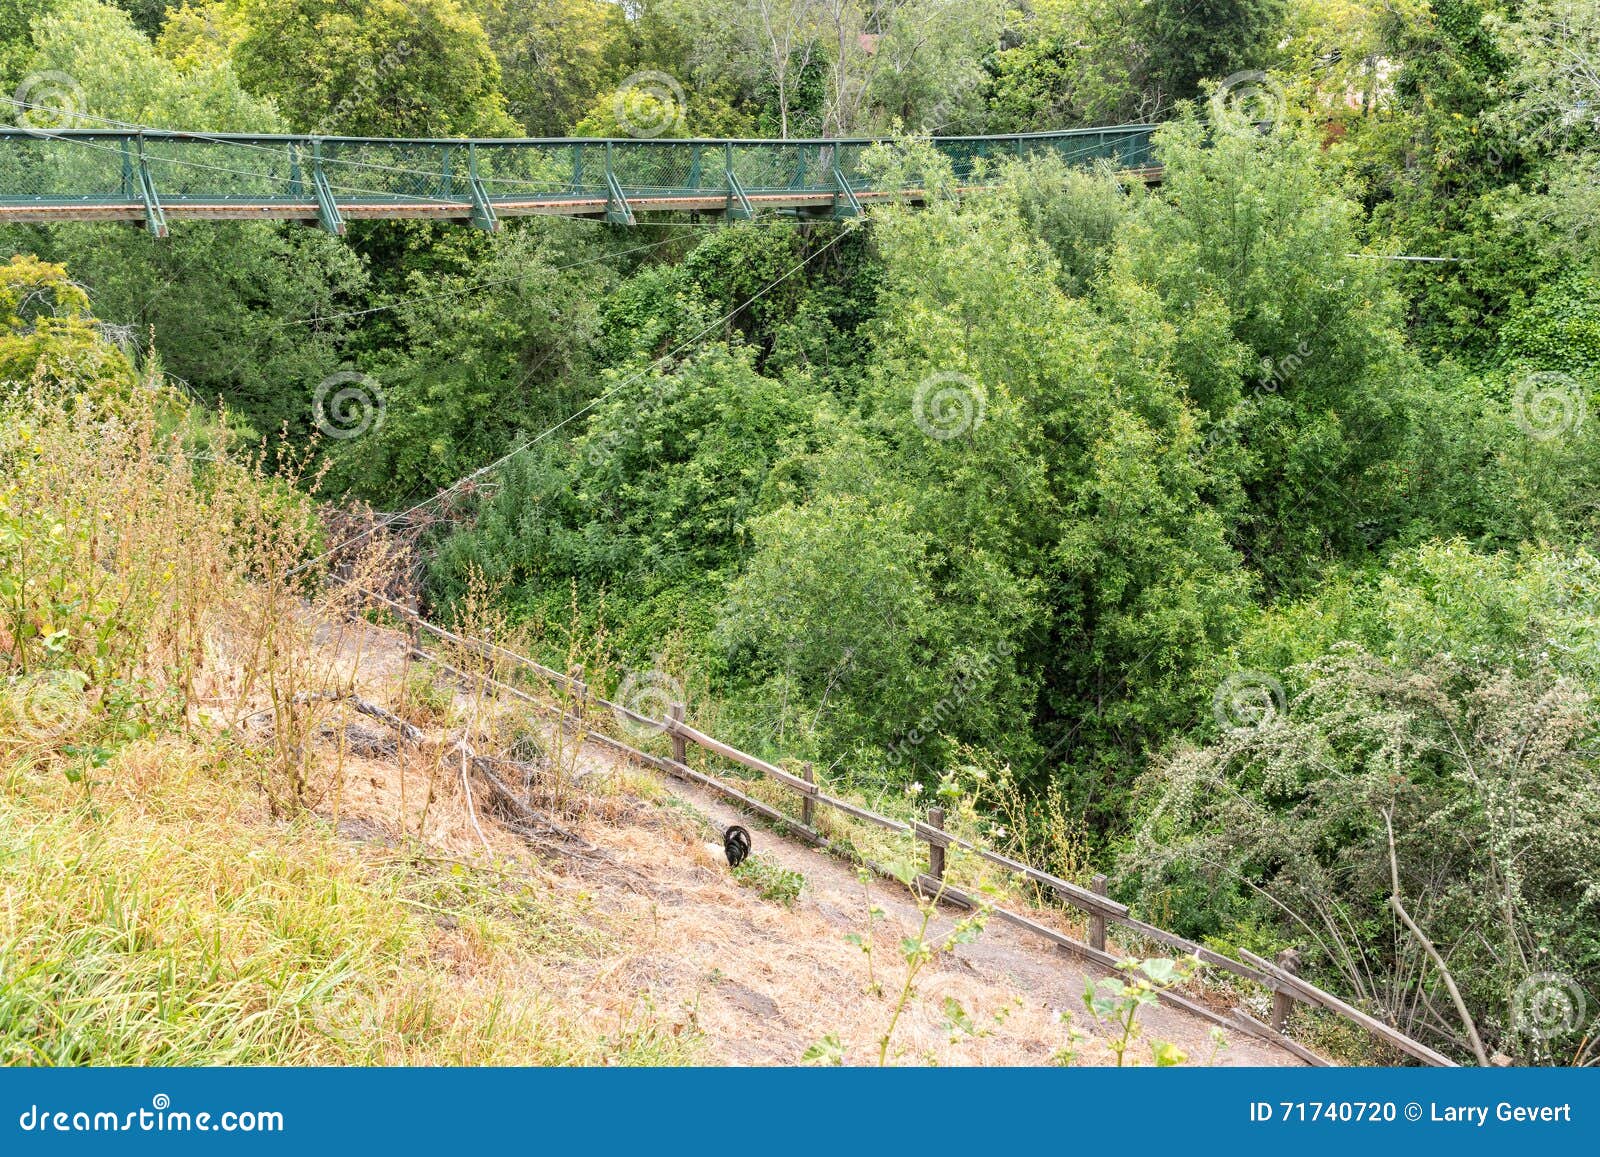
[1384,808,1489,1066]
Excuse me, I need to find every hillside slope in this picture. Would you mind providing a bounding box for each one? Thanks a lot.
[294,616,1302,1067]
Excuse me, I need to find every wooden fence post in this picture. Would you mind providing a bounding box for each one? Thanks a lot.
[801,761,815,828]
[568,665,588,725]
[1271,947,1302,1033]
[1088,873,1108,952]
[927,807,946,881]
[668,701,686,764]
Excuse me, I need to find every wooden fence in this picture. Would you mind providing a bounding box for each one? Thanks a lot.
[364,590,1457,1068]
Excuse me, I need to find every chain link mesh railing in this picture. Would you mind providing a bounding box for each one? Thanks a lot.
[0,125,1158,220]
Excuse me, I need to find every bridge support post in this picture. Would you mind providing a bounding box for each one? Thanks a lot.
[603,141,634,225]
[466,144,498,232]
[133,135,167,238]
[308,139,345,235]
[831,165,861,219]
[724,144,754,222]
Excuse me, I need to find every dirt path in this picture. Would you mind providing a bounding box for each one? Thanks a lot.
[316,613,1300,1066]
[579,754,1298,1066]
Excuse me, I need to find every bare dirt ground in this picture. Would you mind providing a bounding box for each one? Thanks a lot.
[563,752,1297,1066]
[312,613,1301,1067]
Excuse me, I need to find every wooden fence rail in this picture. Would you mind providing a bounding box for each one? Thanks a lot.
[365,592,1455,1067]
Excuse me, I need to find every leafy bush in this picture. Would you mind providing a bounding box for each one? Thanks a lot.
[731,856,803,906]
[1126,644,1600,1063]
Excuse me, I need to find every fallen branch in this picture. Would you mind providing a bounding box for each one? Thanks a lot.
[1384,809,1488,1066]
[346,692,608,864]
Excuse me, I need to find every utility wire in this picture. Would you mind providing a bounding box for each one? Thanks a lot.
[286,222,856,578]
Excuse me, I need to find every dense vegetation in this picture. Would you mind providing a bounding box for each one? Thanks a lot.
[3,0,1598,1064]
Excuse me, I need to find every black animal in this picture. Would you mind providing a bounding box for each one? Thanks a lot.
[723,825,751,867]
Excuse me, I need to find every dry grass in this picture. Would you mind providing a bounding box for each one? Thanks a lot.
[0,731,697,1065]
[0,389,696,1066]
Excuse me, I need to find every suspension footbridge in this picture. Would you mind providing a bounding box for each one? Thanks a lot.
[0,124,1158,236]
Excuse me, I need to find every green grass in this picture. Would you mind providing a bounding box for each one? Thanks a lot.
[0,740,697,1066]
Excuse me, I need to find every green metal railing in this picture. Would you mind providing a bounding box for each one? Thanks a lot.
[0,124,1158,236]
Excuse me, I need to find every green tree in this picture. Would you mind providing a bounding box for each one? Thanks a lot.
[0,253,138,400]
[985,0,1287,128]
[1128,541,1600,1062]
[1108,115,1419,595]
[110,0,176,36]
[431,342,823,665]
[1,0,365,440]
[1128,0,1288,113]
[14,218,369,438]
[234,0,514,136]
[22,0,277,129]
[985,0,1140,129]
[0,0,56,95]
[482,0,625,136]
[328,222,611,506]
[720,146,1251,813]
[1352,0,1555,359]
